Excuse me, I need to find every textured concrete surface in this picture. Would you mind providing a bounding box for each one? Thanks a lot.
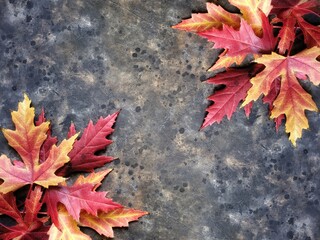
[0,0,320,239]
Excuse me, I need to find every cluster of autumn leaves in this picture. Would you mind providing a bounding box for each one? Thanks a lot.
[0,0,319,239]
[0,95,147,239]
[173,0,320,146]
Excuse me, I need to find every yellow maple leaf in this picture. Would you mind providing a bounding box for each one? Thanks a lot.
[243,47,320,145]
[79,208,148,238]
[0,95,78,193]
[172,3,240,32]
[2,94,49,169]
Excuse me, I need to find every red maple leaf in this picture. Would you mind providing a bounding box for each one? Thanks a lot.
[58,112,119,175]
[44,183,122,227]
[199,13,275,56]
[198,11,276,71]
[201,64,263,128]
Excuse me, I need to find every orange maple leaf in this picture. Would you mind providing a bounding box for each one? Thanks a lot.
[243,47,320,145]
[172,3,240,32]
[0,95,78,193]
[79,208,148,238]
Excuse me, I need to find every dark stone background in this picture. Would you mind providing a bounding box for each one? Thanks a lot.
[0,0,319,239]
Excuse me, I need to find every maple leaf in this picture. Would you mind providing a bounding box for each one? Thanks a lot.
[172,1,276,71]
[198,12,275,56]
[228,0,272,37]
[79,208,148,238]
[201,64,263,128]
[198,12,276,71]
[0,95,78,194]
[2,94,50,170]
[172,3,240,32]
[76,171,147,238]
[58,112,119,175]
[43,181,122,227]
[243,47,320,145]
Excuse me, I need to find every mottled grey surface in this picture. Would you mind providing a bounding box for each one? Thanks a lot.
[0,0,320,239]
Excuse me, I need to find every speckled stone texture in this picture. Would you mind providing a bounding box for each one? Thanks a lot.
[0,0,319,239]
